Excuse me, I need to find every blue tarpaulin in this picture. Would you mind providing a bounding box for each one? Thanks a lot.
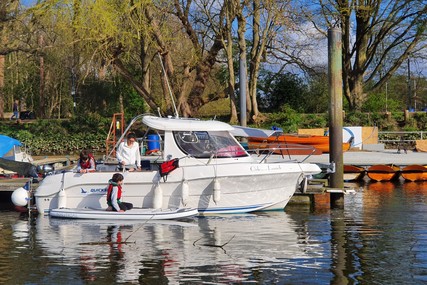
[0,135,22,157]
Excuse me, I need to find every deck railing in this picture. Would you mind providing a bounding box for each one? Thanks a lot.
[378,131,426,148]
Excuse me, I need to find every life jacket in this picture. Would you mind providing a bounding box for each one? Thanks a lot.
[106,182,122,205]
[79,153,95,169]
[159,158,179,182]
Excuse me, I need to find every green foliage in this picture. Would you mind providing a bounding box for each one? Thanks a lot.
[362,92,402,113]
[198,98,231,118]
[344,112,369,126]
[0,118,108,155]
[258,70,329,114]
[402,117,418,132]
[410,113,427,130]
[123,89,146,120]
[300,113,328,129]
[258,72,308,113]
[262,105,303,133]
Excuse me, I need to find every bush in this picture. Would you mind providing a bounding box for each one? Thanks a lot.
[1,118,108,155]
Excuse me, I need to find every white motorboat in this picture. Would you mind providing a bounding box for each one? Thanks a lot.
[14,114,321,215]
[49,207,199,220]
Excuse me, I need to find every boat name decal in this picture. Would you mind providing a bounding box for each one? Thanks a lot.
[81,188,107,194]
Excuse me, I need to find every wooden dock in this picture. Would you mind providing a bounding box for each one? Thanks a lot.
[32,155,79,170]
[287,178,355,210]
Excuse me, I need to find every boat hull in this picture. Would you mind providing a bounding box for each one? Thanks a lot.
[366,165,400,182]
[248,135,350,153]
[49,207,198,220]
[401,165,427,181]
[343,165,365,182]
[35,161,320,215]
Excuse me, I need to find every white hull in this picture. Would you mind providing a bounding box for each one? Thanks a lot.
[35,160,318,215]
[49,207,198,220]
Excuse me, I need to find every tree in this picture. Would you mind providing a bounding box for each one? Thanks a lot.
[302,0,427,110]
[247,0,293,122]
[0,0,20,118]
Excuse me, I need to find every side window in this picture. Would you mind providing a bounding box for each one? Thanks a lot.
[174,131,247,158]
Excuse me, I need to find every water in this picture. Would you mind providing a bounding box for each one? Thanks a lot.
[1,181,427,284]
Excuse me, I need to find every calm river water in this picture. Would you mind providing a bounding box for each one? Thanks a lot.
[0,180,427,284]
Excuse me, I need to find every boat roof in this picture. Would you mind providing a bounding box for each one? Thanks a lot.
[142,116,234,132]
[231,126,278,138]
[0,135,22,157]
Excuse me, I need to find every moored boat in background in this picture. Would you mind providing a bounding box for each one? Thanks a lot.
[366,164,400,182]
[400,165,427,182]
[247,134,352,153]
[343,165,365,182]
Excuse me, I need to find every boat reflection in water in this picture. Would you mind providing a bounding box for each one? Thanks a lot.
[32,213,324,284]
[366,181,395,192]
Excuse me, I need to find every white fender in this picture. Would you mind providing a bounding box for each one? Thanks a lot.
[11,187,29,207]
[57,189,67,209]
[298,175,308,194]
[153,183,163,209]
[181,180,189,206]
[213,179,221,204]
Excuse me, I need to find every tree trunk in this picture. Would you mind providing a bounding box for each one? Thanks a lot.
[236,5,250,124]
[351,75,366,110]
[39,34,45,118]
[249,0,260,122]
[0,55,4,119]
[224,1,238,124]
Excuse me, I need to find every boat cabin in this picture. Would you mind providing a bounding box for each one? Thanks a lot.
[98,115,250,171]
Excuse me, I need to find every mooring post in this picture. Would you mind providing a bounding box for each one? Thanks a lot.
[328,27,344,208]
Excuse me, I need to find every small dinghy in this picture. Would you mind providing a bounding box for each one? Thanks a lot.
[344,165,365,182]
[49,207,199,220]
[400,165,427,182]
[366,164,400,182]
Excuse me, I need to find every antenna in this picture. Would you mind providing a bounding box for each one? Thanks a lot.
[158,53,179,118]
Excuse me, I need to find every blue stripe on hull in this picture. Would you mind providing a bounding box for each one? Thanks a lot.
[198,203,276,214]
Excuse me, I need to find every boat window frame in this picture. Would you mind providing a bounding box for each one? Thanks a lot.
[173,130,248,159]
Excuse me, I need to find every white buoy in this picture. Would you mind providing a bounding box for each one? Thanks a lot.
[11,187,29,207]
[213,178,221,204]
[153,183,163,209]
[57,189,67,209]
[181,180,189,206]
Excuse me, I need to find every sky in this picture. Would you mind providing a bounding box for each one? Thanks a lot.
[21,0,36,7]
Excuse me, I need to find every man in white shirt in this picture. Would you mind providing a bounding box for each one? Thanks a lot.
[116,132,141,171]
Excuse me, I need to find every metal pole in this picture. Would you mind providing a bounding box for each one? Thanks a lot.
[385,81,388,113]
[239,57,247,127]
[328,28,344,208]
[71,68,76,113]
[407,57,411,110]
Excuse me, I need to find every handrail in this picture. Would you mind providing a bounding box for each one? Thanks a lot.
[246,144,318,163]
[378,131,426,143]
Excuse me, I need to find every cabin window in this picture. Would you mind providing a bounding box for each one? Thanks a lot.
[173,131,247,158]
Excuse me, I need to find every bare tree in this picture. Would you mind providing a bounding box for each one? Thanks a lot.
[302,0,427,110]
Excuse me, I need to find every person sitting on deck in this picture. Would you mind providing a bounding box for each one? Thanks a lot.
[106,173,133,212]
[76,150,96,173]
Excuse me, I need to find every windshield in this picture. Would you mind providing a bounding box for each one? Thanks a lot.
[173,131,247,158]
